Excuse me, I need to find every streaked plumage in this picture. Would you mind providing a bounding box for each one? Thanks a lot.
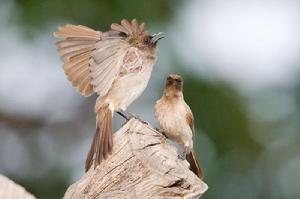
[154,74,203,179]
[54,19,163,171]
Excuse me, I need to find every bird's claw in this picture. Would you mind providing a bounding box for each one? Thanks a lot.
[154,127,161,132]
[154,128,167,137]
[178,150,187,160]
[178,154,186,160]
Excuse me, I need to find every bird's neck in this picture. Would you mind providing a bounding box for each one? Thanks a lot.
[163,89,183,102]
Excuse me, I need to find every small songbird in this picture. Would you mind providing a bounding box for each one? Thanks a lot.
[154,74,203,179]
[54,19,164,171]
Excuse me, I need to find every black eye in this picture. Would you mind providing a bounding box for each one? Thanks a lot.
[144,36,152,44]
[119,32,127,37]
[175,79,182,83]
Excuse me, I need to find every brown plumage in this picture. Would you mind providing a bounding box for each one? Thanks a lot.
[54,19,164,171]
[154,74,203,179]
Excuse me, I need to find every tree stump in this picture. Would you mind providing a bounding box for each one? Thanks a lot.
[0,175,36,199]
[64,118,208,199]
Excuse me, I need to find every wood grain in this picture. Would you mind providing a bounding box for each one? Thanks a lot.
[64,118,208,199]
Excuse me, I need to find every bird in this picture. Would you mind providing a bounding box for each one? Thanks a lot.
[154,74,203,179]
[53,19,164,171]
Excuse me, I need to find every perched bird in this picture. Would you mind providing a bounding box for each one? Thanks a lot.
[154,74,203,179]
[54,19,164,171]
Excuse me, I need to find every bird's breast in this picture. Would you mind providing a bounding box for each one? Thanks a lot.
[155,99,193,146]
[106,59,155,111]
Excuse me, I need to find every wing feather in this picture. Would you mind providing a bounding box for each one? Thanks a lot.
[90,56,120,95]
[63,51,90,70]
[66,60,89,79]
[61,46,95,62]
[79,74,93,93]
[57,40,95,48]
[68,65,90,85]
[56,24,100,39]
[91,58,115,78]
[58,43,94,55]
[54,19,146,98]
[90,39,128,96]
[54,24,100,96]
[93,42,121,63]
[186,106,195,136]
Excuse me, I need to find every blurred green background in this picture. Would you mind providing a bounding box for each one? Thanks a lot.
[1,0,300,198]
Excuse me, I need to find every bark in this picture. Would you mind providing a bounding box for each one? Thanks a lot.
[64,118,208,199]
[0,175,36,199]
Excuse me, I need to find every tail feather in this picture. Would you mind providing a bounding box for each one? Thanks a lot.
[85,127,98,171]
[85,104,113,172]
[186,149,204,179]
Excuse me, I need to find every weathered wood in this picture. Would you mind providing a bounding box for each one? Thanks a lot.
[64,118,208,199]
[0,175,36,199]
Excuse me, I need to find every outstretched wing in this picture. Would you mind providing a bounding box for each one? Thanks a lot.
[54,24,100,96]
[90,19,147,96]
[54,19,147,97]
[90,33,128,96]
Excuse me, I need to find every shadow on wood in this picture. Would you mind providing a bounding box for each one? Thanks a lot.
[64,118,208,199]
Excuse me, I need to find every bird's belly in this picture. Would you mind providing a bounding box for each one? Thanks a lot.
[107,70,152,111]
[162,118,189,142]
[157,107,193,148]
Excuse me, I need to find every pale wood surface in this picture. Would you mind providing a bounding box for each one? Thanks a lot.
[64,118,208,199]
[0,175,36,199]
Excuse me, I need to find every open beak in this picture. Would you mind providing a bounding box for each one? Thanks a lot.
[151,32,165,44]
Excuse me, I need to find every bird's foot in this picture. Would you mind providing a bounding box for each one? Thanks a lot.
[178,154,185,160]
[154,128,168,137]
[178,151,187,160]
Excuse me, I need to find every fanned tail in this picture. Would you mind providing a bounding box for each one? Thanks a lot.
[85,104,113,172]
[186,149,204,179]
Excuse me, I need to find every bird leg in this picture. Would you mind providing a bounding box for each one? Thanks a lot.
[127,112,148,125]
[154,128,168,137]
[117,110,129,120]
[117,111,148,124]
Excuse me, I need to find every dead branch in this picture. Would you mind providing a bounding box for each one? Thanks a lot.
[0,175,36,199]
[64,118,208,199]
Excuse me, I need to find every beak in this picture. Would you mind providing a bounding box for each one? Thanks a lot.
[151,32,165,43]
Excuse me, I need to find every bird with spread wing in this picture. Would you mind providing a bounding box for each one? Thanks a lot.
[54,19,164,171]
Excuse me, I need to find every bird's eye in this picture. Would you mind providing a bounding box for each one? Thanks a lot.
[119,32,127,37]
[144,36,152,44]
[175,79,182,83]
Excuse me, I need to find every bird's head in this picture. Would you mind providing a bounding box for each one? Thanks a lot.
[136,32,165,50]
[164,74,184,99]
[111,19,164,52]
[166,74,183,90]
